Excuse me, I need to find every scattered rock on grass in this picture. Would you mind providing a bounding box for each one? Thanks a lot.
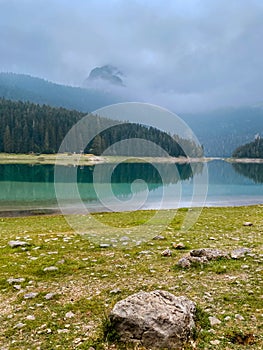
[243,222,253,226]
[43,266,58,272]
[172,242,186,250]
[161,248,172,256]
[8,240,28,248]
[209,316,221,326]
[24,292,38,299]
[109,290,196,349]
[7,277,25,284]
[231,248,251,259]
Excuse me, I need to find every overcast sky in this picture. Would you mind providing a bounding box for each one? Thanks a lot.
[1,0,263,112]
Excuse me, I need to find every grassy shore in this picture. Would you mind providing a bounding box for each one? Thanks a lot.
[0,152,263,166]
[0,205,262,349]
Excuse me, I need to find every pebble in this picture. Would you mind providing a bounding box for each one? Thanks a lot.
[26,315,35,321]
[14,322,26,329]
[210,340,220,345]
[43,266,58,272]
[161,248,172,256]
[152,235,165,240]
[243,222,253,226]
[13,284,21,290]
[224,316,231,321]
[235,314,245,321]
[65,311,75,318]
[24,292,38,299]
[7,277,25,284]
[8,240,28,248]
[99,244,111,248]
[172,242,186,250]
[209,316,221,326]
[45,293,56,300]
[109,288,121,294]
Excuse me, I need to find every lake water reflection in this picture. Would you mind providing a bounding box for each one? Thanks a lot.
[0,160,262,212]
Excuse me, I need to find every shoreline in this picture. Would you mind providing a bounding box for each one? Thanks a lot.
[0,152,263,165]
[0,203,262,218]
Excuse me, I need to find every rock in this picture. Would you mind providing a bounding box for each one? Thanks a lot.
[161,248,172,257]
[177,257,191,268]
[209,316,221,326]
[235,314,245,321]
[43,266,58,272]
[8,240,28,248]
[231,248,251,259]
[14,322,26,329]
[65,311,75,319]
[26,315,35,321]
[152,235,165,240]
[210,340,220,345]
[99,243,111,248]
[45,293,56,300]
[172,242,186,250]
[13,284,22,290]
[243,222,253,226]
[7,277,25,284]
[109,290,196,349]
[24,292,38,299]
[178,248,229,268]
[110,288,121,294]
[190,248,229,260]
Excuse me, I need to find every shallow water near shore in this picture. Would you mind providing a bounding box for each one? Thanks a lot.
[0,160,262,214]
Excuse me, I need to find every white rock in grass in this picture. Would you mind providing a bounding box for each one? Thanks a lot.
[65,311,75,319]
[209,316,221,326]
[43,266,58,272]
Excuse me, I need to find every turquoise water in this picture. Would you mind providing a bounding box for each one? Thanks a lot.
[0,160,262,212]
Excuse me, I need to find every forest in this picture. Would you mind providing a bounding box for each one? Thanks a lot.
[0,99,203,157]
[232,136,263,158]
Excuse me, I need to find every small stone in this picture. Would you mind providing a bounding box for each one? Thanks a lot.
[99,243,111,248]
[13,284,21,290]
[209,316,221,326]
[65,311,75,319]
[210,340,220,345]
[110,288,121,294]
[161,248,172,257]
[57,329,69,334]
[57,259,65,264]
[45,293,56,300]
[7,277,25,284]
[24,292,38,299]
[14,322,26,329]
[224,316,231,321]
[209,237,216,240]
[152,235,165,240]
[243,222,253,226]
[8,240,28,248]
[178,257,191,268]
[172,242,186,250]
[43,266,58,272]
[231,248,251,259]
[26,315,35,321]
[235,314,244,321]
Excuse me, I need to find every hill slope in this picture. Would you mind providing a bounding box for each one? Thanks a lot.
[0,72,121,112]
[232,137,263,158]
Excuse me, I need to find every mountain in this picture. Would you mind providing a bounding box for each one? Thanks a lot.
[1,72,262,157]
[0,72,121,112]
[182,107,263,157]
[84,65,124,87]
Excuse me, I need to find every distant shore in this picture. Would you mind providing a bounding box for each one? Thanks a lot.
[0,153,262,165]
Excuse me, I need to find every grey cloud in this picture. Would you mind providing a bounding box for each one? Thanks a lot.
[0,0,263,111]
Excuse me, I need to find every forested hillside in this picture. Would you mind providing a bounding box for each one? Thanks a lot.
[232,137,263,158]
[0,99,195,157]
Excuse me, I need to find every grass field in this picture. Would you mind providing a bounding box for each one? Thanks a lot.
[0,205,262,349]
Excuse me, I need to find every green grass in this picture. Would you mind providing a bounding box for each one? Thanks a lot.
[0,205,262,349]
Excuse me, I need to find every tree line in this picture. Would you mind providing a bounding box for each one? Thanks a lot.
[232,136,263,158]
[0,98,203,157]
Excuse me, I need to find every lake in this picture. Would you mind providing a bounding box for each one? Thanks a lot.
[0,160,262,213]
